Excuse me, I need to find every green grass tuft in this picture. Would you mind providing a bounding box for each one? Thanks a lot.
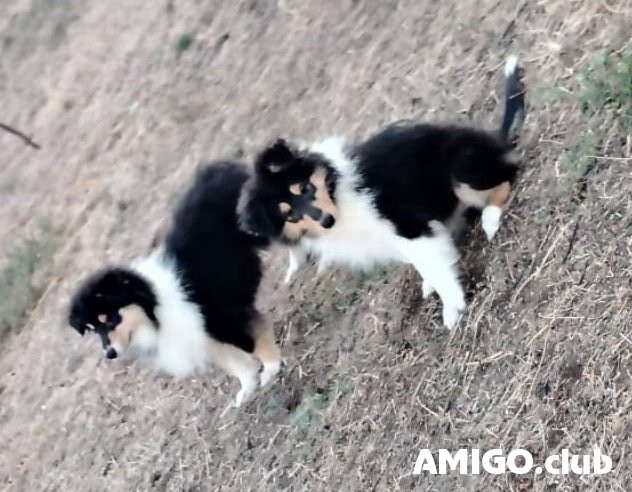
[556,132,600,194]
[0,228,56,343]
[290,391,331,427]
[291,372,350,427]
[578,50,632,130]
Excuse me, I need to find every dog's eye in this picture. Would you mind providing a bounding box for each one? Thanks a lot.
[106,312,122,328]
[300,182,313,194]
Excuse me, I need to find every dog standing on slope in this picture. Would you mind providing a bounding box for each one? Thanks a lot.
[238,57,525,329]
[68,162,281,407]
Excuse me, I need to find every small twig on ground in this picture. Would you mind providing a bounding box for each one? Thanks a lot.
[562,218,581,264]
[585,155,631,161]
[0,122,41,149]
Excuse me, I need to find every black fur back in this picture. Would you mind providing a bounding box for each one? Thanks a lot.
[351,124,518,238]
[164,161,269,353]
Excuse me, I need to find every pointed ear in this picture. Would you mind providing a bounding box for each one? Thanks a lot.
[255,138,297,174]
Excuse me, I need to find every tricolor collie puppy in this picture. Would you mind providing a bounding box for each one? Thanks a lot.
[238,57,525,329]
[68,162,280,407]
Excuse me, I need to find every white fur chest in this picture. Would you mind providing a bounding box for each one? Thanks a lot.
[301,179,403,270]
[303,137,406,270]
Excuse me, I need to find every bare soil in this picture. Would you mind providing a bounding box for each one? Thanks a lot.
[0,0,631,490]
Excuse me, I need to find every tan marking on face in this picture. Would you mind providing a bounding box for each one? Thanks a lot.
[279,202,291,214]
[281,165,338,240]
[281,213,326,240]
[309,166,338,217]
[454,181,511,209]
[97,314,107,323]
[281,221,303,241]
[107,304,151,352]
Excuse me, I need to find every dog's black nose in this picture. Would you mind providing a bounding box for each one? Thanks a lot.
[320,214,335,229]
[105,347,118,359]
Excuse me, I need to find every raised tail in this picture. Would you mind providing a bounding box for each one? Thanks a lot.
[499,55,525,145]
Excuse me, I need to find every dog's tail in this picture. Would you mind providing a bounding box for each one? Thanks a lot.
[499,55,525,145]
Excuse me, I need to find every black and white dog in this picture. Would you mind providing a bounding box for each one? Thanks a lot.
[238,57,525,329]
[69,162,280,406]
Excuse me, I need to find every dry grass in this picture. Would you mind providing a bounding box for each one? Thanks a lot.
[0,0,631,490]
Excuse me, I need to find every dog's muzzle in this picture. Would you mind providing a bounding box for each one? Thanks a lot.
[303,205,335,229]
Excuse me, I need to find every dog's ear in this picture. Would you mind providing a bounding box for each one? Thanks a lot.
[255,139,297,175]
[73,324,87,336]
[68,284,91,336]
[237,191,281,239]
[68,309,87,336]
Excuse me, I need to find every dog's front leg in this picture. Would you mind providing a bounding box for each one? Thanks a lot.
[399,223,466,329]
[421,279,436,299]
[284,246,306,283]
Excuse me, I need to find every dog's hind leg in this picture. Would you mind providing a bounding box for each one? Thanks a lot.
[481,181,511,241]
[454,181,512,242]
[210,342,261,407]
[252,314,281,388]
[399,222,466,329]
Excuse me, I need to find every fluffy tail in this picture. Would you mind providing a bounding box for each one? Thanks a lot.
[499,55,525,145]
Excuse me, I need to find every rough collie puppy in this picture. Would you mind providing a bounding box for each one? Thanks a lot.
[68,162,280,407]
[238,57,525,329]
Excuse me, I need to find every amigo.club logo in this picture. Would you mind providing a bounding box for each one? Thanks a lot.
[413,448,612,476]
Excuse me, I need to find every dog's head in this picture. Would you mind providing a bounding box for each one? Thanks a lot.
[238,139,339,243]
[68,268,158,360]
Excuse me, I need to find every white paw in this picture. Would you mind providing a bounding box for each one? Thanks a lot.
[232,389,251,408]
[316,260,329,276]
[232,392,246,408]
[232,380,257,408]
[422,280,436,299]
[284,264,298,284]
[442,298,466,330]
[442,306,463,330]
[260,361,281,387]
[482,206,502,242]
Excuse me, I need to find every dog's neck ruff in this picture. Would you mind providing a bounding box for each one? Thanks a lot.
[304,137,401,268]
[309,137,356,185]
